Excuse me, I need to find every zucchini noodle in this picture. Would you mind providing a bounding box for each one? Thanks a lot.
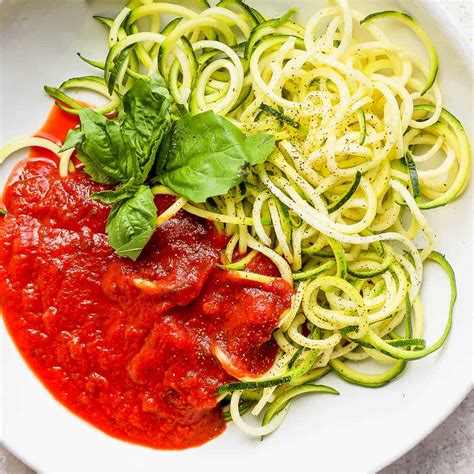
[0,0,469,440]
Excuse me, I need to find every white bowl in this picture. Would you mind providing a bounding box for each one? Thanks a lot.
[0,1,472,472]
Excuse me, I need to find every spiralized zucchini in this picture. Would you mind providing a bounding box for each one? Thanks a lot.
[0,0,470,439]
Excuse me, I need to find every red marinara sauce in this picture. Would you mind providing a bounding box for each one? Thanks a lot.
[0,106,293,449]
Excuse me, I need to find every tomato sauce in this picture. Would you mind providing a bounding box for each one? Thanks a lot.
[0,106,293,449]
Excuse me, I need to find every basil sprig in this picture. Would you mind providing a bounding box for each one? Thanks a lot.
[61,73,275,260]
[61,73,171,260]
[62,73,172,185]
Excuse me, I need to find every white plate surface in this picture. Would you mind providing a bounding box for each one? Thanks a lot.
[0,1,472,472]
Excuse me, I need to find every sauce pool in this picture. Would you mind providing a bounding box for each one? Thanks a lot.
[0,106,293,449]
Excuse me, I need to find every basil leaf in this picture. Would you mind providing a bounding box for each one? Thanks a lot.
[157,110,275,202]
[61,125,115,184]
[76,108,139,184]
[90,179,139,204]
[120,73,172,180]
[242,133,277,165]
[61,128,83,152]
[113,227,155,261]
[0,208,7,216]
[62,73,172,186]
[106,185,157,261]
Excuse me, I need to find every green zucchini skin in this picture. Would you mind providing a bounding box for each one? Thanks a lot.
[262,384,339,426]
[217,0,259,27]
[327,171,362,214]
[413,105,471,209]
[330,358,407,388]
[360,10,438,95]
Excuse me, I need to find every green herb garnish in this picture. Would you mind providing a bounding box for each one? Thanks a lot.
[60,74,275,260]
[157,110,275,203]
